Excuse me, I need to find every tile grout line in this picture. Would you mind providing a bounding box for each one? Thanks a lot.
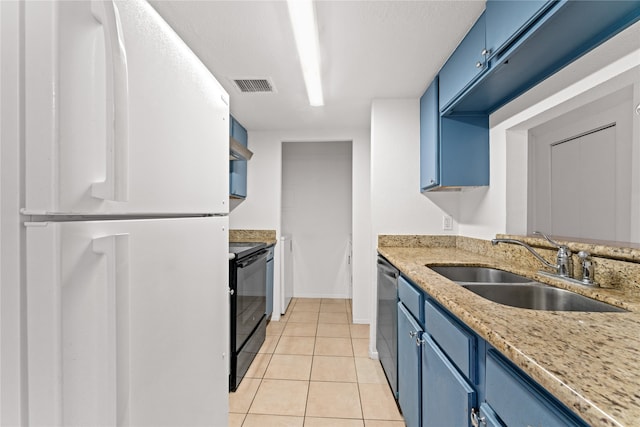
[239,298,381,425]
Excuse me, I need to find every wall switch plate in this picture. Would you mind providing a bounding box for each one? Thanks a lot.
[442,215,453,230]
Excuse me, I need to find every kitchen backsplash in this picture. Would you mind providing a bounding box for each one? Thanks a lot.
[379,234,640,295]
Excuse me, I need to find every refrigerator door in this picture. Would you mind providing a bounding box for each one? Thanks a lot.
[25,217,229,426]
[24,0,229,215]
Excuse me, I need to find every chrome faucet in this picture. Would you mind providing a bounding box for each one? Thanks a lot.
[491,231,573,278]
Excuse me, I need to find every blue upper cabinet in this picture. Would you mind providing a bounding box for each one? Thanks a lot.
[420,77,489,192]
[419,78,439,191]
[444,1,640,115]
[485,0,551,60]
[229,115,247,199]
[231,117,248,146]
[438,13,488,112]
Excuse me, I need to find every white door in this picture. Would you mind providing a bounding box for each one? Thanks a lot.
[24,0,229,215]
[550,126,618,240]
[25,217,229,426]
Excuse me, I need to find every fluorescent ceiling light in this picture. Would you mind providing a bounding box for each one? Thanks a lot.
[287,0,324,106]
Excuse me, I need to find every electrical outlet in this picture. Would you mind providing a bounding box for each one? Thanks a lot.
[442,215,453,230]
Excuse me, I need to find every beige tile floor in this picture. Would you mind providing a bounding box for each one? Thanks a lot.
[229,298,405,427]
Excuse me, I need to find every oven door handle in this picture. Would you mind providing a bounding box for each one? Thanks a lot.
[237,249,269,268]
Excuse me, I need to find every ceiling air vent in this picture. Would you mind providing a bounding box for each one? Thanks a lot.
[231,78,276,93]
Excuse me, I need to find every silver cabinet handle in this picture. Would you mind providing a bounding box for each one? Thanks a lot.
[416,337,425,346]
[475,61,483,69]
[470,408,485,427]
[481,48,490,56]
[229,288,235,296]
[409,331,417,338]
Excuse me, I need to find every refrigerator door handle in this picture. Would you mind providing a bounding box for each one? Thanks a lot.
[92,233,131,425]
[91,0,130,202]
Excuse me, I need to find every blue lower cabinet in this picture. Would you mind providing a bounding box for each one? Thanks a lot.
[381,261,591,427]
[424,299,476,380]
[485,349,589,427]
[422,333,476,427]
[397,303,423,427]
[476,403,505,427]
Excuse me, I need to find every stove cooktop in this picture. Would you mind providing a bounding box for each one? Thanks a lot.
[228,241,267,259]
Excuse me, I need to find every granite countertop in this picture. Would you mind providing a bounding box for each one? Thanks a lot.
[229,229,277,245]
[378,245,640,427]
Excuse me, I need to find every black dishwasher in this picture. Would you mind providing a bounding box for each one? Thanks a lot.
[377,255,399,398]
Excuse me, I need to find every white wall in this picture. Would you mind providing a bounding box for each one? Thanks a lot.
[370,99,461,236]
[459,21,640,240]
[369,99,461,356]
[229,128,371,323]
[282,141,352,299]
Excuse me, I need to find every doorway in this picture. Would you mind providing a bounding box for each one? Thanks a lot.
[528,87,635,241]
[281,141,353,299]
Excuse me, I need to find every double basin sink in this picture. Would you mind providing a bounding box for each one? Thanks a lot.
[429,266,626,312]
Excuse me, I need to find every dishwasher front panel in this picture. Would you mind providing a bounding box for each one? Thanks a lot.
[376,255,399,398]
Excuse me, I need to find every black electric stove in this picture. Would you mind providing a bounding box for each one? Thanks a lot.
[228,241,268,391]
[228,241,267,260]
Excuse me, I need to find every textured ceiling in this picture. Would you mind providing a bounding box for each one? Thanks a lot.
[149,0,486,132]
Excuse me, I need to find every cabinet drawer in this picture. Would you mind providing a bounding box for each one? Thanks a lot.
[424,299,475,380]
[486,350,588,427]
[398,276,423,323]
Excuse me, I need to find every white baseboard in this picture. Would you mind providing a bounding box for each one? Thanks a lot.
[294,292,350,299]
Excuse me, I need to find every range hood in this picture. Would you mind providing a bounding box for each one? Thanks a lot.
[229,136,253,161]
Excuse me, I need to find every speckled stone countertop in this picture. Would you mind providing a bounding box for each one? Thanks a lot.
[378,236,640,427]
[229,229,277,245]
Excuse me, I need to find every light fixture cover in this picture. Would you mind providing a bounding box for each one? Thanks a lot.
[287,0,324,106]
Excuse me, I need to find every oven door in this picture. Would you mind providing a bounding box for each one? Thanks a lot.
[234,249,268,350]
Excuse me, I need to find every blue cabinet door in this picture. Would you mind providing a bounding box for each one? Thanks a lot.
[439,115,489,188]
[485,350,589,427]
[229,115,247,198]
[232,118,248,145]
[422,333,476,427]
[439,13,487,111]
[398,303,423,427]
[478,403,506,427]
[419,78,439,191]
[485,0,551,59]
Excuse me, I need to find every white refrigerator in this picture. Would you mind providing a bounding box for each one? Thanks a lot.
[21,1,230,425]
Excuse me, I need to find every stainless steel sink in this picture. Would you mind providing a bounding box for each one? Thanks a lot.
[462,283,626,312]
[429,265,626,312]
[429,266,531,283]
